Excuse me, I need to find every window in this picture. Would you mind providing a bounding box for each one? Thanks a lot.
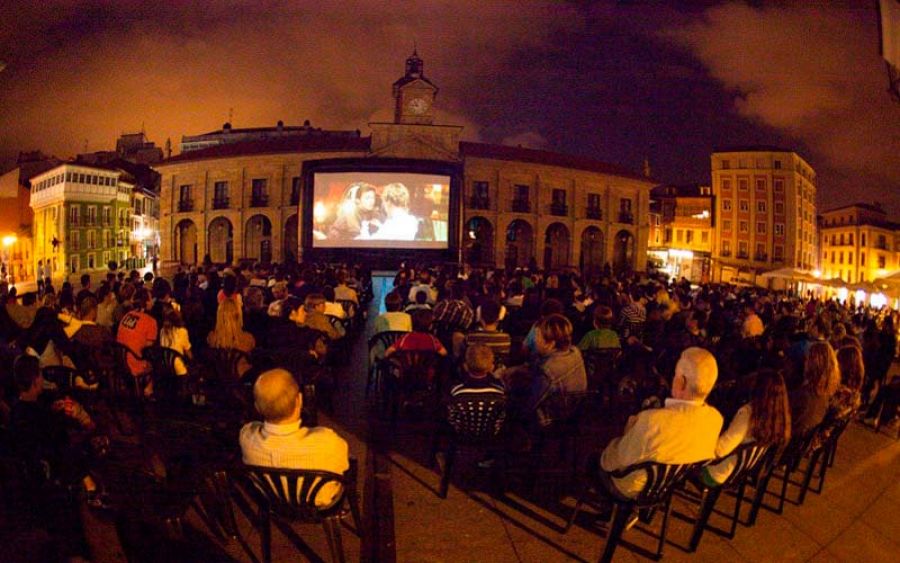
[774,245,784,260]
[87,230,96,250]
[78,174,86,183]
[87,253,95,269]
[774,160,782,169]
[756,222,766,234]
[739,241,749,257]
[619,198,632,213]
[103,230,110,248]
[839,252,844,264]
[676,229,683,243]
[775,202,784,215]
[774,223,784,235]
[69,206,80,226]
[103,251,110,265]
[664,228,672,243]
[179,184,191,202]
[848,233,853,245]
[861,233,866,246]
[69,230,79,251]
[721,159,730,169]
[840,234,844,245]
[756,179,766,192]
[722,199,732,211]
[756,242,766,257]
[722,179,732,191]
[214,181,228,201]
[685,230,694,244]
[722,240,731,254]
[70,255,79,274]
[878,255,887,268]
[848,253,853,265]
[739,200,749,212]
[723,220,732,232]
[739,221,749,233]
[738,178,748,191]
[102,206,111,225]
[65,172,72,182]
[701,231,709,243]
[251,178,267,198]
[757,201,766,213]
[861,252,866,266]
[87,206,97,226]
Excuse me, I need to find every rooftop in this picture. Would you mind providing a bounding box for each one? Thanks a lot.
[712,145,793,153]
[160,136,373,165]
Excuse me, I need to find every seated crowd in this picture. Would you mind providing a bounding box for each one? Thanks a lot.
[0,258,897,559]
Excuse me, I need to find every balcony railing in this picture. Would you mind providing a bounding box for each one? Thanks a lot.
[178,199,194,212]
[212,197,230,210]
[250,194,269,207]
[618,212,634,224]
[586,207,602,220]
[512,198,530,213]
[469,196,490,210]
[550,203,568,216]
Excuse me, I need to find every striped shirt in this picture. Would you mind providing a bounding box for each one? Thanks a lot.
[464,329,512,362]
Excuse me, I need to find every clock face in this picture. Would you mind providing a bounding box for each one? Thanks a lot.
[408,97,429,115]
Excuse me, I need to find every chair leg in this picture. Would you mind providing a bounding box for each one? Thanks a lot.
[688,487,720,552]
[797,451,822,505]
[599,504,632,563]
[260,510,272,563]
[439,444,456,499]
[776,468,789,514]
[657,496,676,559]
[565,490,584,532]
[728,482,746,539]
[323,517,345,563]
[346,487,363,537]
[747,471,772,526]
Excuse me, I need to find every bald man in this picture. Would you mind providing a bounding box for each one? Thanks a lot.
[598,347,723,498]
[240,369,349,479]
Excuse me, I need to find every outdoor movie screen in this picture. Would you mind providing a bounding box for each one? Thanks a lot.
[311,171,451,249]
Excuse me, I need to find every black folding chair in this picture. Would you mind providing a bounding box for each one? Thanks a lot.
[382,350,441,421]
[232,460,362,563]
[747,426,821,523]
[143,345,191,405]
[430,392,507,498]
[686,442,774,551]
[528,390,598,489]
[567,460,705,562]
[582,348,622,406]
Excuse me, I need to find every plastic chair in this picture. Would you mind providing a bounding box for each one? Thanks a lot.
[747,426,820,523]
[687,442,774,551]
[567,460,705,562]
[582,348,622,404]
[233,460,362,563]
[143,345,191,404]
[382,350,441,420]
[528,390,598,488]
[431,392,507,498]
[366,331,407,396]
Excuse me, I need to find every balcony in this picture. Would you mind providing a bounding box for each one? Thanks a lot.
[469,196,490,210]
[250,194,269,207]
[550,203,568,216]
[618,212,634,224]
[512,198,530,213]
[586,207,602,220]
[178,199,194,212]
[212,197,230,210]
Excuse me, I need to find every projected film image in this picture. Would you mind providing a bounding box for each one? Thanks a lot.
[311,172,450,249]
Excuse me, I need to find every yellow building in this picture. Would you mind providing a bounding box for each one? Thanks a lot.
[648,184,713,282]
[711,147,818,285]
[156,53,655,273]
[819,203,900,283]
[0,166,39,285]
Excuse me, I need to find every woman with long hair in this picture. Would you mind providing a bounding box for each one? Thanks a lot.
[703,369,792,485]
[830,345,864,419]
[207,298,255,352]
[159,304,192,377]
[790,342,840,436]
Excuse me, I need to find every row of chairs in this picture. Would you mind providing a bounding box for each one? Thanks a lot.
[564,414,854,562]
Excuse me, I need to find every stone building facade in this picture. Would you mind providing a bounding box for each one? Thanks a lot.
[819,203,900,283]
[156,54,654,272]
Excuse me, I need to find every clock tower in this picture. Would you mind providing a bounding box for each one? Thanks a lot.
[393,50,438,125]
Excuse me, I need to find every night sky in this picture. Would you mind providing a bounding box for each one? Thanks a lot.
[0,1,897,215]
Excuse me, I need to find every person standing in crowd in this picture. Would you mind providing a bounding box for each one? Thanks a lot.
[741,302,765,339]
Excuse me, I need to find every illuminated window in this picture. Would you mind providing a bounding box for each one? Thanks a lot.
[757,201,766,213]
[739,221,749,233]
[739,200,749,212]
[723,199,732,211]
[774,223,784,235]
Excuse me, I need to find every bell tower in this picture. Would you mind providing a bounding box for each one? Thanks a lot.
[392,50,438,125]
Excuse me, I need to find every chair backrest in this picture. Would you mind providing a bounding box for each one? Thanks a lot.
[610,460,705,506]
[388,350,439,381]
[41,365,77,392]
[368,331,408,354]
[582,349,622,390]
[534,389,596,428]
[778,426,821,470]
[446,393,507,441]
[206,347,249,382]
[716,442,774,488]
[336,299,357,319]
[240,464,347,520]
[143,345,188,400]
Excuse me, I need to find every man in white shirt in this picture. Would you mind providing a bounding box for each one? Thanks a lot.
[741,304,765,338]
[240,369,349,505]
[599,347,723,498]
